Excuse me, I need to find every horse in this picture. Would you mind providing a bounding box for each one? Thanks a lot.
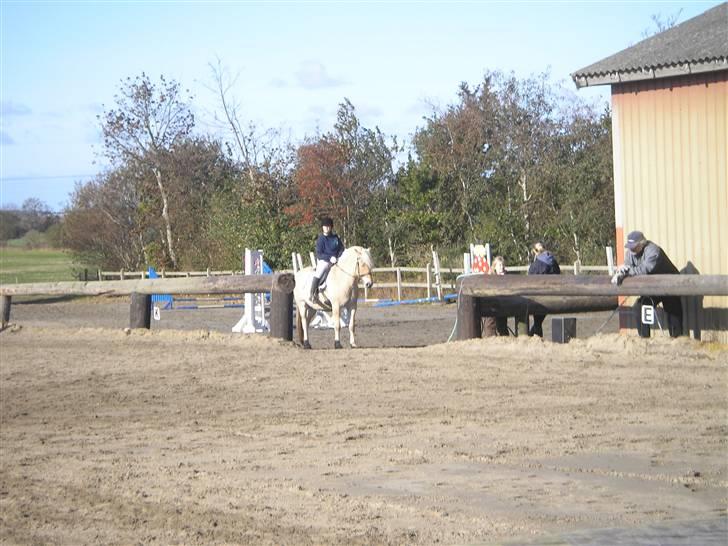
[294,246,374,349]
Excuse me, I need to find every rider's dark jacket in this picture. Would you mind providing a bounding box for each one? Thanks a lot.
[315,232,344,262]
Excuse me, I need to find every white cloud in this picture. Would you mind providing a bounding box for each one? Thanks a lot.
[294,61,346,89]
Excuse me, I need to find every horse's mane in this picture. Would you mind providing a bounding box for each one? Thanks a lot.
[344,246,374,269]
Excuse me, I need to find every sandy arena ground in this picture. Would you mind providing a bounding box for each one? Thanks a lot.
[1,298,726,545]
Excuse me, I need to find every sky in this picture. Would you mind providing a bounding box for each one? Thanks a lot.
[0,0,722,212]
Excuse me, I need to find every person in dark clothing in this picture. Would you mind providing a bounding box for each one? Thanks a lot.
[611,230,683,337]
[310,217,345,300]
[527,242,560,337]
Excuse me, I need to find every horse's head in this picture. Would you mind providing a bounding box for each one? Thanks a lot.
[357,247,374,289]
[343,246,374,289]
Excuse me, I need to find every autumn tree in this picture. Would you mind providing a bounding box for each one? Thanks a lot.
[99,73,194,268]
[291,99,396,244]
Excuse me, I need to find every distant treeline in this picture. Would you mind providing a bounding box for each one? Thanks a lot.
[59,69,614,271]
[0,198,63,249]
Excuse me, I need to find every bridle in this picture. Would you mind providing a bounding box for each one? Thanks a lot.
[335,253,372,279]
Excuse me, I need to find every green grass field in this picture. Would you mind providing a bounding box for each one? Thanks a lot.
[0,247,88,284]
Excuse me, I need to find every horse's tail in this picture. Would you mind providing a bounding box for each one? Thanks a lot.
[295,302,303,344]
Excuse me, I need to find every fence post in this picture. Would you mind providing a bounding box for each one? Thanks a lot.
[269,287,293,341]
[606,246,615,276]
[97,269,102,281]
[120,269,125,281]
[1,295,11,328]
[396,267,402,301]
[573,260,582,275]
[129,293,151,329]
[432,250,443,301]
[456,295,480,340]
[426,262,432,300]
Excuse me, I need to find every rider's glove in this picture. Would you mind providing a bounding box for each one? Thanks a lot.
[330,256,337,264]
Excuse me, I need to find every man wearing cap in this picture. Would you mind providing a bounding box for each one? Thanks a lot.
[611,231,683,337]
[310,217,345,301]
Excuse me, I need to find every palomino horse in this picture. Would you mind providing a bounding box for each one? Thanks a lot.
[294,246,374,349]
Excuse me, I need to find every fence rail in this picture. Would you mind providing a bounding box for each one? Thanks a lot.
[94,260,613,304]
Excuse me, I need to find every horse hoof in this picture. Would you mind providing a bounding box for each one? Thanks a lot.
[303,341,311,350]
[334,341,342,349]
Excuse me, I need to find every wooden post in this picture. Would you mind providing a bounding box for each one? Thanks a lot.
[269,287,293,341]
[426,262,432,300]
[130,293,151,329]
[573,260,582,275]
[1,295,11,327]
[606,246,615,276]
[396,267,402,301]
[97,269,102,281]
[456,295,481,340]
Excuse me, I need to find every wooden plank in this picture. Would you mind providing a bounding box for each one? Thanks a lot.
[0,273,295,297]
[457,274,728,297]
[478,295,617,317]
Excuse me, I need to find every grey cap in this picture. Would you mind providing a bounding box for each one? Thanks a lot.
[625,230,646,250]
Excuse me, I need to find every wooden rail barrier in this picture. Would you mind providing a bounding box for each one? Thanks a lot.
[455,274,728,340]
[456,274,728,297]
[0,273,295,341]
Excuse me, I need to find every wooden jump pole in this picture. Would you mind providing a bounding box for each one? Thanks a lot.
[454,274,728,341]
[476,295,618,316]
[456,274,728,297]
[0,273,295,297]
[0,273,296,341]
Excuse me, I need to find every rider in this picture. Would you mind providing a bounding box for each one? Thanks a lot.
[310,217,345,300]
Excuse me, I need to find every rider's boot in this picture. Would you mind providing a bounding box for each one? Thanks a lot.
[309,276,321,301]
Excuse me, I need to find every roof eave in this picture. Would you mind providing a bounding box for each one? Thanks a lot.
[573,58,728,88]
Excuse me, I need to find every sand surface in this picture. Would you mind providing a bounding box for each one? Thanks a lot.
[1,299,726,544]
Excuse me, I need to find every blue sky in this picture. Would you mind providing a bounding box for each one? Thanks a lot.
[1,0,721,211]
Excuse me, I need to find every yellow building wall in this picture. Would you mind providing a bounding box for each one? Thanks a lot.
[611,70,727,342]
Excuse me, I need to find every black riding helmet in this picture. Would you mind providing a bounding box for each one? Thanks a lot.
[320,217,334,228]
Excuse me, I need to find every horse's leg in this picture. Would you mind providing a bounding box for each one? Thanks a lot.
[348,302,358,348]
[298,301,312,349]
[332,302,342,349]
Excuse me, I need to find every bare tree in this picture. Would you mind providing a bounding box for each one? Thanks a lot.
[99,73,194,268]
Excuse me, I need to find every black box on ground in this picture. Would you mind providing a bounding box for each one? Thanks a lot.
[552,317,576,343]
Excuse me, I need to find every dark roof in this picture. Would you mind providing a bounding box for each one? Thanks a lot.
[572,2,728,88]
